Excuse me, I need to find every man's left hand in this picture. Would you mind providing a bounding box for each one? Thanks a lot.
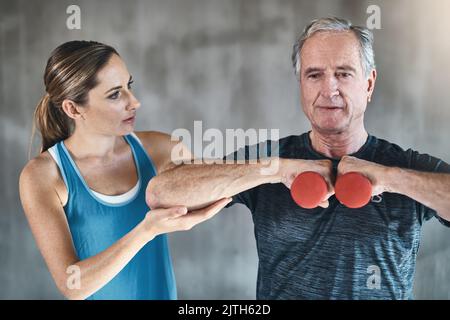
[337,155,392,196]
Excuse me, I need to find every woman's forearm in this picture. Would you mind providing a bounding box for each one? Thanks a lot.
[61,220,153,300]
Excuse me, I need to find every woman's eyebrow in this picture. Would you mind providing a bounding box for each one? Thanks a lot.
[104,75,132,94]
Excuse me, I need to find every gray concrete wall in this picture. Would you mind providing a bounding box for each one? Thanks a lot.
[1,0,449,299]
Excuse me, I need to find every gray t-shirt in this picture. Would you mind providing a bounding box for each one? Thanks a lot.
[226,132,450,299]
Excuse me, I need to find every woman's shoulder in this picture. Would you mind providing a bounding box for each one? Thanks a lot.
[133,131,173,147]
[133,131,181,158]
[20,150,64,192]
[133,131,190,173]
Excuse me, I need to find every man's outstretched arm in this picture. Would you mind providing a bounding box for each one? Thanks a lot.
[338,156,450,221]
[146,158,334,211]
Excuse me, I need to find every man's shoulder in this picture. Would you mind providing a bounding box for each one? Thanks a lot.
[227,134,306,160]
[277,133,309,157]
[366,135,438,169]
[369,135,410,154]
[278,133,306,146]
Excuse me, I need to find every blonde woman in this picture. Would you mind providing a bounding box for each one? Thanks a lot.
[19,41,230,300]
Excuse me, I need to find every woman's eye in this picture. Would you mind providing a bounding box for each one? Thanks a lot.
[128,80,134,90]
[109,91,120,100]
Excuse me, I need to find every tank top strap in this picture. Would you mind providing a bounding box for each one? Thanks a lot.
[124,133,158,184]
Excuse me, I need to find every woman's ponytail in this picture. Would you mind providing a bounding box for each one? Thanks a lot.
[31,93,71,155]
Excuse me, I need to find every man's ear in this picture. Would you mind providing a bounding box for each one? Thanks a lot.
[367,69,377,102]
[61,99,86,120]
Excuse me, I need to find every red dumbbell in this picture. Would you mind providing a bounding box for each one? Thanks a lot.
[335,172,372,208]
[290,171,328,209]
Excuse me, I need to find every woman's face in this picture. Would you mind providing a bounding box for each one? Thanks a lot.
[79,54,141,136]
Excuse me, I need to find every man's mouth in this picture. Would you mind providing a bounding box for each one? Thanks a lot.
[123,115,136,123]
[316,106,344,110]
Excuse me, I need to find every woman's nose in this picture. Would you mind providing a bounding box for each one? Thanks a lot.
[128,92,141,110]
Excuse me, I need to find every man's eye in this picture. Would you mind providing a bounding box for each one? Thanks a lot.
[128,80,134,90]
[338,72,351,78]
[308,74,320,79]
[109,91,120,100]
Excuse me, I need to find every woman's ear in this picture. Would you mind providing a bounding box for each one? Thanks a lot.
[61,99,86,120]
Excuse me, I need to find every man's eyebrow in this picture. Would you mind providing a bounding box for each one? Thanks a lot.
[303,67,325,75]
[303,66,357,75]
[336,65,357,73]
[104,75,133,95]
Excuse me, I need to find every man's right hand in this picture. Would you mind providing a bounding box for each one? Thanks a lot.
[278,158,335,208]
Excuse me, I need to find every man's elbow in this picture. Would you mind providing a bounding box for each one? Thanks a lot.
[146,177,163,209]
[437,196,450,222]
[437,210,450,224]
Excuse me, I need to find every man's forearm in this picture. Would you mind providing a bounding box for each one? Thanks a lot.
[385,167,450,220]
[146,159,282,210]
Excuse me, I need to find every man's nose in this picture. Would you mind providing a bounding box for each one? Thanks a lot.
[320,76,340,99]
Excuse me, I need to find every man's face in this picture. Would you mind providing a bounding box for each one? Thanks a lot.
[300,31,375,134]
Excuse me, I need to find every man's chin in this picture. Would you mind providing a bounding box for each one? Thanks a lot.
[313,124,349,135]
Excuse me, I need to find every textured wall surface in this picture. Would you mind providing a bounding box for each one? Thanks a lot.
[1,0,449,299]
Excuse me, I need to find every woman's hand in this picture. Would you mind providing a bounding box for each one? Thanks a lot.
[142,197,232,240]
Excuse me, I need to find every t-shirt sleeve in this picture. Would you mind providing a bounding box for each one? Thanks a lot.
[407,149,450,227]
[225,185,258,213]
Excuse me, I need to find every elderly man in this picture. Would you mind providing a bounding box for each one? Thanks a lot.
[146,17,450,299]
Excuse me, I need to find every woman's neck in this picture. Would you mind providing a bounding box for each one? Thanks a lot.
[64,129,124,162]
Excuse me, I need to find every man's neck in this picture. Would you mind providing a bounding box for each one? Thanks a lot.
[309,128,368,159]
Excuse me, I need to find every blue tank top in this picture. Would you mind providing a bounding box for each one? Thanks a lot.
[49,133,177,300]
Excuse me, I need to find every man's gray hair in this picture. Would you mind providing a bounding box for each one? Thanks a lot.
[292,17,376,79]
